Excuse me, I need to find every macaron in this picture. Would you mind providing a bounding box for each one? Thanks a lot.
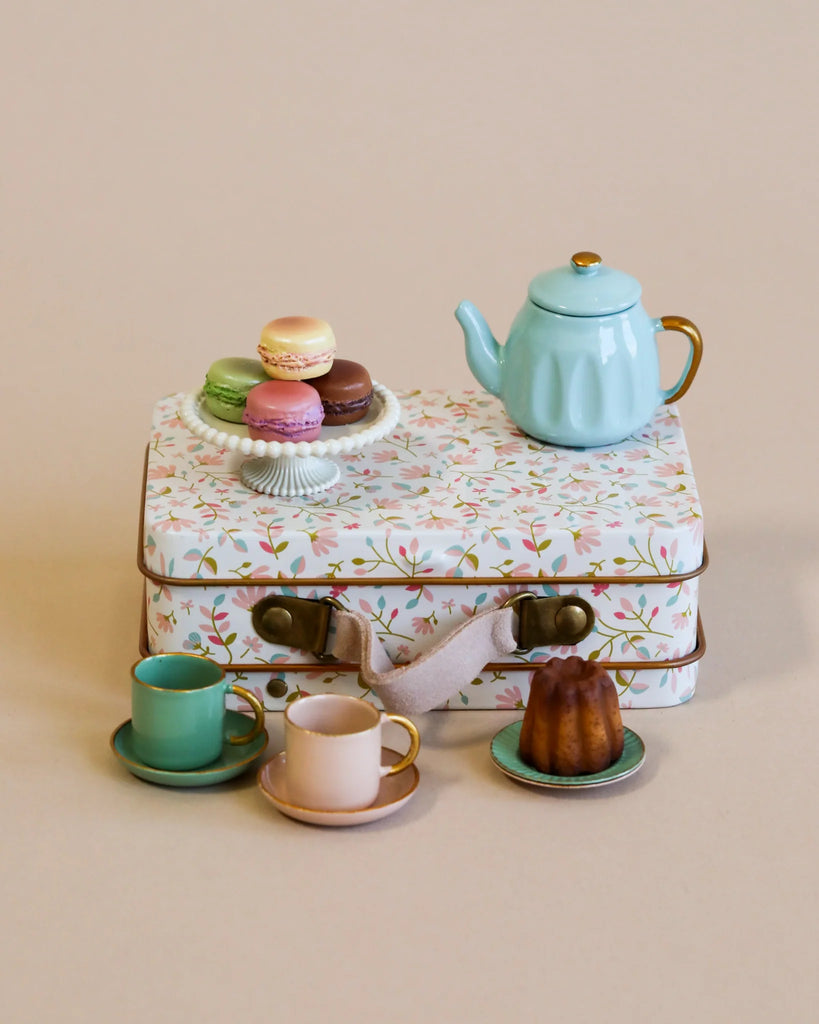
[258,316,336,381]
[311,358,373,425]
[242,380,324,442]
[202,357,269,423]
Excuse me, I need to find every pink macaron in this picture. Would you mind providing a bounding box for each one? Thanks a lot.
[242,380,324,442]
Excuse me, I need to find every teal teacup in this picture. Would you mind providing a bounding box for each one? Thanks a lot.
[131,654,266,771]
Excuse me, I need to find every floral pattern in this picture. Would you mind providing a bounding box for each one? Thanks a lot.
[141,390,705,709]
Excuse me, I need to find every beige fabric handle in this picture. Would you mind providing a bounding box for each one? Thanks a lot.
[330,606,519,715]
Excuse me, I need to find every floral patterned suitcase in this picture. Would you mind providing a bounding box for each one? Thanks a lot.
[139,389,706,710]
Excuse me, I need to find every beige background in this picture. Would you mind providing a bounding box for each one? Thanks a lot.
[2,1,818,1021]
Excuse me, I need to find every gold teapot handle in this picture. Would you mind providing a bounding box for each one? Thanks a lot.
[658,315,703,403]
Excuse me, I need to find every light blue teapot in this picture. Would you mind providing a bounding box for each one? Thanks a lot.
[455,252,703,447]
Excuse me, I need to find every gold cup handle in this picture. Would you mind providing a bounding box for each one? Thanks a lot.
[658,315,703,404]
[382,714,421,776]
[226,685,266,746]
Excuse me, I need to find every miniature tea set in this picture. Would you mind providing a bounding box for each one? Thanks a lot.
[112,252,704,823]
[110,655,425,825]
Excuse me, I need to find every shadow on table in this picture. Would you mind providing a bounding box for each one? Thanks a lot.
[692,523,816,701]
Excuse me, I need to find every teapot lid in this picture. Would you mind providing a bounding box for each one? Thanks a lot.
[528,252,641,315]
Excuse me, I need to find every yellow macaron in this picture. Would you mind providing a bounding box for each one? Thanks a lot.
[258,316,337,380]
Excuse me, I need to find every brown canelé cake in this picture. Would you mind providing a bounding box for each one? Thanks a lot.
[519,657,624,776]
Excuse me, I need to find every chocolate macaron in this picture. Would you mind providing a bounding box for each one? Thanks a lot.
[311,359,373,425]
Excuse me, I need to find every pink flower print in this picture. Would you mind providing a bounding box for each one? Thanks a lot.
[449,452,479,467]
[417,513,459,530]
[154,516,198,533]
[591,582,609,597]
[625,448,651,462]
[672,609,691,631]
[232,586,268,610]
[563,475,598,494]
[492,441,525,457]
[399,463,431,480]
[193,453,225,467]
[147,464,178,481]
[247,564,273,579]
[496,686,524,710]
[408,412,447,429]
[372,497,403,510]
[571,526,601,555]
[343,522,361,530]
[156,613,174,634]
[180,600,194,613]
[656,461,687,478]
[681,510,704,545]
[310,528,338,556]
[243,635,264,654]
[606,520,624,529]
[372,448,398,463]
[412,616,435,636]
[633,494,663,508]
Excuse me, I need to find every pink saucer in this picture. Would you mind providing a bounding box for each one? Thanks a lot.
[257,747,419,827]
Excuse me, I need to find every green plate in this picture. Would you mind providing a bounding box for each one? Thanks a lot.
[110,712,268,788]
[490,720,645,789]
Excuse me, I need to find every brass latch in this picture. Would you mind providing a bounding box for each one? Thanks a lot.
[502,592,594,652]
[251,595,343,662]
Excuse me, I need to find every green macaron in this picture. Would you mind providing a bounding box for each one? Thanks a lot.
[202,357,269,423]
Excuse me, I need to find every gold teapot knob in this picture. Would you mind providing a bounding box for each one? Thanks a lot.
[571,251,602,271]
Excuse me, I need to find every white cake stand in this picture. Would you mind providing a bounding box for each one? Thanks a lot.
[180,381,401,496]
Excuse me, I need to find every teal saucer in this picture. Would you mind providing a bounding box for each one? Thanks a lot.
[490,720,645,789]
[110,712,268,788]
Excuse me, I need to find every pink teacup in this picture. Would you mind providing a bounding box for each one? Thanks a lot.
[284,694,420,811]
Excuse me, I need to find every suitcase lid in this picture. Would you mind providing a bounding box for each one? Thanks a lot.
[141,389,704,584]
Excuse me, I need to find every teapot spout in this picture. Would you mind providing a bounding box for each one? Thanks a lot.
[455,300,502,397]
